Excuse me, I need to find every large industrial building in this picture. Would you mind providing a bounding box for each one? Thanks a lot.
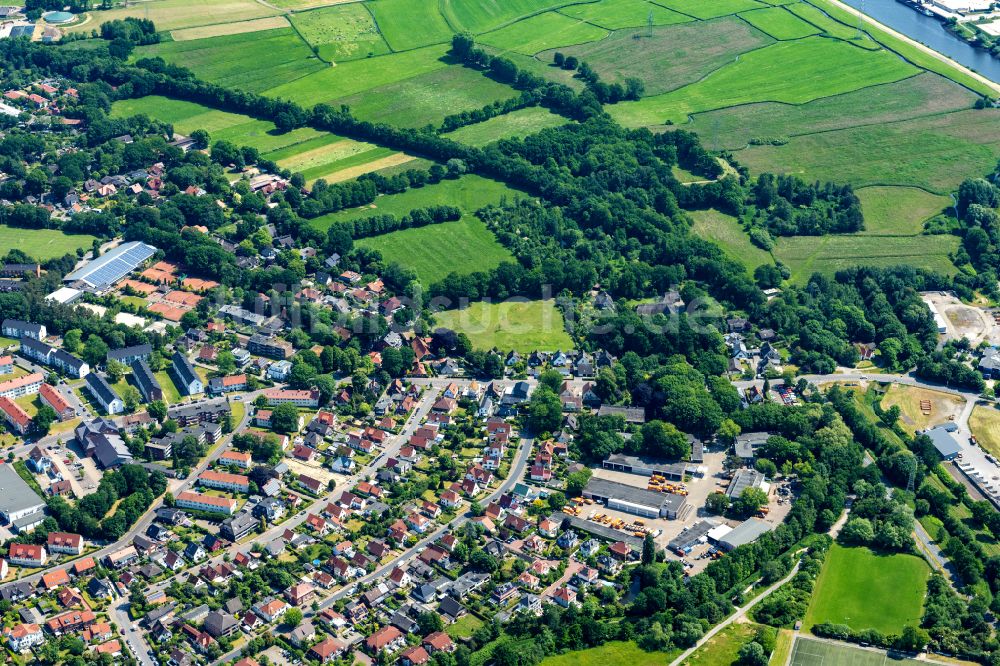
[583,477,687,519]
[63,241,157,293]
[602,454,690,481]
[924,423,963,460]
[0,463,46,525]
[726,468,769,499]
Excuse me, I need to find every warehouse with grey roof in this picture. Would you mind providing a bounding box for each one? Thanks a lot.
[583,477,687,519]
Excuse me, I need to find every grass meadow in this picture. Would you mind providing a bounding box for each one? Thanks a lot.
[365,0,454,50]
[785,2,879,46]
[539,17,773,96]
[802,544,930,634]
[654,0,766,19]
[970,405,1000,459]
[442,0,572,34]
[443,106,569,146]
[686,624,769,666]
[557,0,691,30]
[541,641,681,666]
[263,134,404,184]
[687,209,774,272]
[291,4,390,61]
[738,6,820,39]
[170,16,290,41]
[610,37,919,126]
[433,299,574,352]
[68,0,280,32]
[855,186,950,235]
[0,225,95,261]
[479,12,609,55]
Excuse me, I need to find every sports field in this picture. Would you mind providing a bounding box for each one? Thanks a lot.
[292,4,390,61]
[0,225,95,261]
[774,234,958,284]
[443,107,569,146]
[433,299,574,353]
[790,637,922,666]
[802,544,930,635]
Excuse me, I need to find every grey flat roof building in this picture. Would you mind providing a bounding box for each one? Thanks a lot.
[726,468,766,499]
[549,513,643,549]
[668,519,718,555]
[583,477,686,519]
[602,454,688,480]
[108,344,152,363]
[924,424,963,460]
[735,432,769,459]
[719,518,773,550]
[0,463,46,523]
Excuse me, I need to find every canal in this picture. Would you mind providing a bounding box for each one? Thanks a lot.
[836,0,1000,84]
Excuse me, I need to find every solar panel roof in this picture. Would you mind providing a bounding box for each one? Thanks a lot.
[64,241,156,290]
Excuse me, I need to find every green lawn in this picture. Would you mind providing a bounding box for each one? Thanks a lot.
[0,225,95,261]
[332,65,520,129]
[541,641,681,666]
[855,186,950,236]
[610,37,919,126]
[738,6,821,40]
[802,543,930,635]
[446,613,484,639]
[539,17,773,97]
[443,106,569,146]
[557,0,692,30]
[774,233,958,284]
[291,4,390,62]
[263,44,451,108]
[687,624,769,666]
[154,371,183,405]
[688,209,774,272]
[654,0,767,19]
[433,299,574,352]
[442,0,573,33]
[133,28,324,93]
[479,12,609,55]
[364,0,454,50]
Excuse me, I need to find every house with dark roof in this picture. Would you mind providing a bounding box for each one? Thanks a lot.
[172,351,203,395]
[84,373,123,415]
[131,359,163,402]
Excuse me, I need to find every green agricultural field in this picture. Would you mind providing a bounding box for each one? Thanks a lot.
[433,300,574,353]
[263,44,451,107]
[790,637,923,666]
[785,2,878,46]
[67,0,281,32]
[442,0,571,34]
[331,65,520,128]
[111,96,333,154]
[558,0,691,30]
[541,641,681,666]
[479,12,609,55]
[267,0,341,9]
[738,6,820,40]
[133,29,325,93]
[0,225,95,261]
[688,209,774,272]
[655,0,766,19]
[539,17,773,97]
[291,4,390,61]
[737,108,1000,194]
[170,16,290,41]
[610,37,919,126]
[264,134,404,184]
[358,216,515,285]
[803,543,929,635]
[365,0,454,50]
[774,233,958,284]
[855,186,950,235]
[682,73,978,151]
[443,107,569,146]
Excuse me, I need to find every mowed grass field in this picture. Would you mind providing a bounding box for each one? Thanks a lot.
[291,4,390,61]
[479,12,609,55]
[365,0,454,50]
[170,16,290,41]
[0,224,95,261]
[264,134,404,184]
[738,6,821,40]
[557,0,691,30]
[656,0,766,19]
[434,299,574,352]
[774,234,958,284]
[442,0,572,34]
[688,209,773,272]
[790,637,923,666]
[855,186,950,235]
[610,37,919,126]
[133,29,325,92]
[67,0,280,32]
[803,544,930,635]
[970,405,1000,459]
[539,17,774,96]
[541,641,681,666]
[443,107,569,146]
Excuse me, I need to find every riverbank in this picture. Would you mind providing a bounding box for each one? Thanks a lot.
[822,0,1000,95]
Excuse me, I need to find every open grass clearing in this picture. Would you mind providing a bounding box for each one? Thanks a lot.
[171,16,290,41]
[134,28,325,93]
[771,629,795,666]
[264,44,450,107]
[442,0,573,34]
[774,234,958,284]
[558,0,691,30]
[738,6,821,39]
[736,108,1000,194]
[67,0,280,32]
[802,543,929,634]
[970,405,1000,459]
[681,73,978,151]
[790,636,923,666]
[332,64,519,128]
[291,4,390,61]
[0,225,95,261]
[881,384,965,434]
[357,215,515,285]
[479,12,609,56]
[539,17,773,97]
[688,209,774,272]
[655,0,766,19]
[443,106,569,146]
[610,37,919,126]
[687,623,767,666]
[855,186,950,236]
[433,299,574,353]
[365,0,453,50]
[541,641,681,666]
